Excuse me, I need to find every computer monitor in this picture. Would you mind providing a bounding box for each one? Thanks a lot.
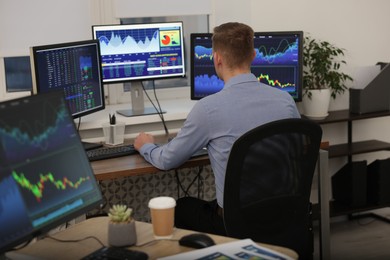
[190,31,303,102]
[30,40,105,118]
[30,39,105,150]
[92,22,186,116]
[4,56,33,92]
[0,91,103,255]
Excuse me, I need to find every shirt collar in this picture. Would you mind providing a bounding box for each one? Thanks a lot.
[223,73,258,89]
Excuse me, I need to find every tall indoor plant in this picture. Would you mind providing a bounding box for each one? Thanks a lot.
[302,34,353,119]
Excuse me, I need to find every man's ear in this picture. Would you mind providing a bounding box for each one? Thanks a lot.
[213,51,222,66]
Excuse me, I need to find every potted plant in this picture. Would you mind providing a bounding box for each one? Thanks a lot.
[302,34,353,119]
[107,204,137,247]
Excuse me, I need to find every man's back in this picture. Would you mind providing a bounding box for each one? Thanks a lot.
[193,73,300,207]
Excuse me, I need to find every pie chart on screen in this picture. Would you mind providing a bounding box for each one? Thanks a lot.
[162,35,171,45]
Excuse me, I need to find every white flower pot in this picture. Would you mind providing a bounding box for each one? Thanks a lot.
[302,88,331,120]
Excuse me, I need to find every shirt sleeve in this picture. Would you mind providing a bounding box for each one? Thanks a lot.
[139,101,211,170]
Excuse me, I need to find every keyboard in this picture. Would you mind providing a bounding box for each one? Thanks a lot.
[82,246,148,260]
[86,144,138,161]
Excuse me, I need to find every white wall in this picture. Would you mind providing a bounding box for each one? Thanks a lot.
[1,0,389,173]
[0,0,95,56]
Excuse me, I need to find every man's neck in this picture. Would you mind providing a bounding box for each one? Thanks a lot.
[222,68,251,83]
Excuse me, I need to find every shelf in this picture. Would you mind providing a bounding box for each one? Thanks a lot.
[324,140,390,158]
[308,109,390,222]
[309,109,390,124]
[313,201,390,220]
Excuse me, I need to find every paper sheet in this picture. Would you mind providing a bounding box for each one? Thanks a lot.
[159,239,295,260]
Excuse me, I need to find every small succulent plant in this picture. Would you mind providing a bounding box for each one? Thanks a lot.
[108,204,132,223]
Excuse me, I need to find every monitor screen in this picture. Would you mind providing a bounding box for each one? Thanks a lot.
[4,56,33,92]
[0,91,103,254]
[30,40,105,119]
[92,22,186,83]
[190,31,303,102]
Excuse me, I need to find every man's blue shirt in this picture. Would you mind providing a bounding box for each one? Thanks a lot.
[140,73,300,207]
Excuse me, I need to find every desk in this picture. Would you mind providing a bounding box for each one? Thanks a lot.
[91,153,210,181]
[90,135,210,181]
[11,217,298,260]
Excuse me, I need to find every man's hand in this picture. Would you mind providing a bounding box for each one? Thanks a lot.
[134,132,155,151]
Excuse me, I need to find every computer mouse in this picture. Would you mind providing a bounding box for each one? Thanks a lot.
[178,233,216,249]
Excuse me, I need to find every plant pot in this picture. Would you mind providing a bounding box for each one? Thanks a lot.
[302,88,331,120]
[108,220,137,247]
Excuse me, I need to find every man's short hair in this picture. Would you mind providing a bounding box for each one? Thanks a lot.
[212,22,254,68]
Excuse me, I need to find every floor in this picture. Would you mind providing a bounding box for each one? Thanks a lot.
[313,208,390,260]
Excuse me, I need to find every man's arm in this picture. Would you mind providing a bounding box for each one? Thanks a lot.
[133,102,211,170]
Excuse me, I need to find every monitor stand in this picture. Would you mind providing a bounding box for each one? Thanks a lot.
[116,82,166,117]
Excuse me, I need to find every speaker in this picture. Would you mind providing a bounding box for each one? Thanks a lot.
[367,158,390,204]
[332,161,367,207]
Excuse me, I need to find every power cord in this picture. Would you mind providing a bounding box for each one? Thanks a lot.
[77,117,82,131]
[140,81,169,135]
[46,234,105,247]
[175,166,204,198]
[6,239,34,252]
[136,238,179,247]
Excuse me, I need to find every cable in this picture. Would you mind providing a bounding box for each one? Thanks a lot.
[140,81,169,135]
[175,169,189,197]
[175,167,204,198]
[7,239,34,252]
[185,167,202,196]
[197,166,204,198]
[77,117,81,131]
[46,234,105,247]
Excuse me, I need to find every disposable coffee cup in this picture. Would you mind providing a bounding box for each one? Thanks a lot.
[148,196,176,239]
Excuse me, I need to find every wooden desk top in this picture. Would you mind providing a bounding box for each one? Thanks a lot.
[12,217,298,260]
[91,153,210,181]
[90,135,210,181]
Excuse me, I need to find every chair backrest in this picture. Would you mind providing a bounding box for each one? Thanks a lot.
[223,118,322,259]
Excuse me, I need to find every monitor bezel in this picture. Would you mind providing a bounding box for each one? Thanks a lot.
[91,21,186,84]
[30,39,105,119]
[190,31,303,102]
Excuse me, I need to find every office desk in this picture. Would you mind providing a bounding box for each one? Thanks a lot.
[91,153,210,181]
[90,135,210,181]
[12,217,298,260]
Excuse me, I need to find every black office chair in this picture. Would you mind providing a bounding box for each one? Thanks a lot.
[223,118,322,259]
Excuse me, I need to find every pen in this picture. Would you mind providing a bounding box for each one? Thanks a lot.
[109,113,116,125]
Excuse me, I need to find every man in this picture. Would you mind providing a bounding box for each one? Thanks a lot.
[134,22,300,236]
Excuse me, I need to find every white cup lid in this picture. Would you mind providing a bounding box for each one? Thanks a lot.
[148,196,176,209]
